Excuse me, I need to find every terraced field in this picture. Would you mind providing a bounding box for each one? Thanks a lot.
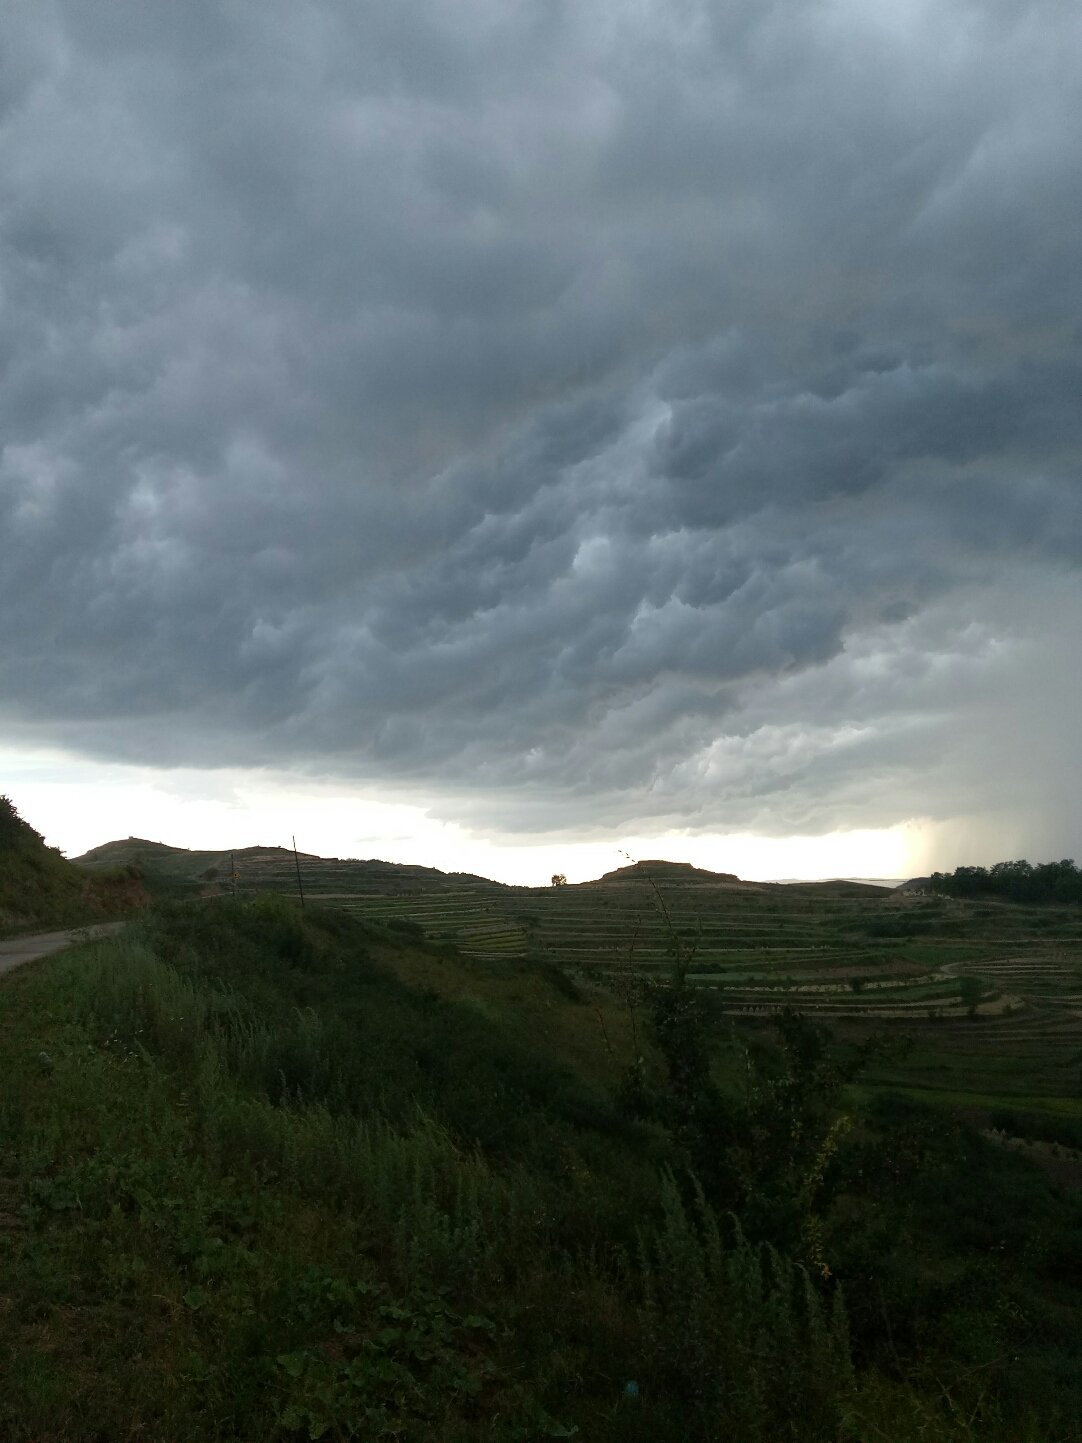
[862,950,1082,1106]
[77,842,1082,1113]
[233,854,1082,1073]
[232,854,527,956]
[78,840,524,955]
[319,859,1082,1110]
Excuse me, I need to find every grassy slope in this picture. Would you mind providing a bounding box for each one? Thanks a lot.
[0,798,146,937]
[1,898,1082,1440]
[0,901,678,1442]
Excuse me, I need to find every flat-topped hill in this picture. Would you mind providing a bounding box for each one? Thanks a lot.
[594,859,742,885]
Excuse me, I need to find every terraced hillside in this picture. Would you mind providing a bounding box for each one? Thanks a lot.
[860,948,1082,1107]
[507,866,898,979]
[294,858,1082,1110]
[75,841,1082,1110]
[76,840,518,956]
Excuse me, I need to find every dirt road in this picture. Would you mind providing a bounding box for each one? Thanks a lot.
[0,923,126,980]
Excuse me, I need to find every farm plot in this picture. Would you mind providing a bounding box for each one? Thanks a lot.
[338,891,527,958]
[496,877,896,981]
[214,853,527,958]
[846,944,1082,1108]
[860,1001,1082,1105]
[230,853,473,900]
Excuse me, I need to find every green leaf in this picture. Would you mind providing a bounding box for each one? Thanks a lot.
[277,1352,307,1379]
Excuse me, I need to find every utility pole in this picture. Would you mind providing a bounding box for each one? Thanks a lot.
[292,835,306,909]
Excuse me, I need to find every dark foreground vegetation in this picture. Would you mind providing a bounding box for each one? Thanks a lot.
[1,894,1082,1441]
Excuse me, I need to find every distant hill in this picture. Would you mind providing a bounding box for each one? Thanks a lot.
[75,838,320,882]
[590,864,892,895]
[594,859,742,886]
[73,841,896,899]
[75,837,499,896]
[0,799,146,935]
[779,879,894,897]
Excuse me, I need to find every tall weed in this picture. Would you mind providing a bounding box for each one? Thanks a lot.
[204,1093,534,1293]
[636,1171,854,1441]
[51,935,234,1069]
[53,933,538,1297]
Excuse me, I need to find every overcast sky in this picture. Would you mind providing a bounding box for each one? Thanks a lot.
[2,0,1080,882]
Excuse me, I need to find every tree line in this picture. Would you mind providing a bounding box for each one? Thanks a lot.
[930,857,1082,904]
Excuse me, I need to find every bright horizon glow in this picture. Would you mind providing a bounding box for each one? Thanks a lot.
[1,743,930,886]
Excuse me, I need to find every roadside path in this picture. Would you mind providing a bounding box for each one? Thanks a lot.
[0,922,126,980]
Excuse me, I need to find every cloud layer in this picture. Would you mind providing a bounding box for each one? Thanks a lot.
[2,0,1081,847]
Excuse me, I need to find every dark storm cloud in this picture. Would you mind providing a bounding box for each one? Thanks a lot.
[2,0,1081,839]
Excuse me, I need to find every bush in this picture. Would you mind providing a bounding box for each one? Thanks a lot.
[386,916,427,939]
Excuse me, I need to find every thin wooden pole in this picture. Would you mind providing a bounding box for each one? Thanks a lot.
[292,836,306,909]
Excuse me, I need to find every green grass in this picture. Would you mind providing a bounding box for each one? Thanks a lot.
[0,901,859,1440]
[0,923,604,1439]
[1,898,1081,1440]
[2,814,1079,1440]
